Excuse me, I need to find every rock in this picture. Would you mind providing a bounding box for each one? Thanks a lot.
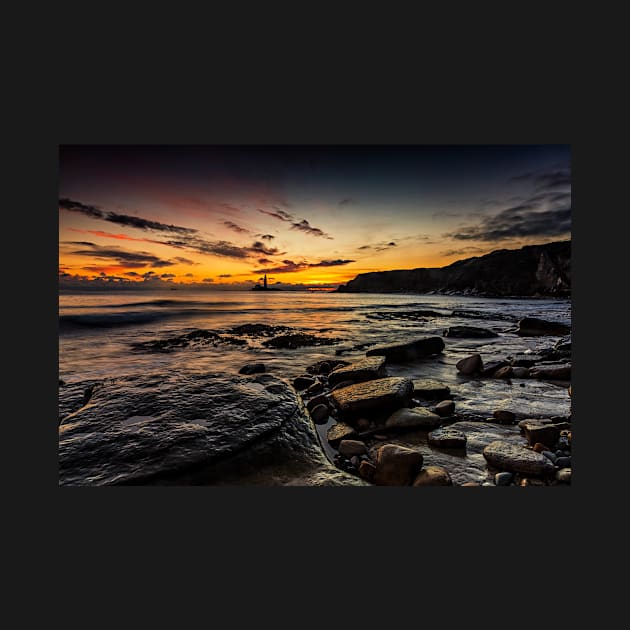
[495,472,513,486]
[511,366,530,378]
[59,379,66,387]
[293,376,316,390]
[306,394,328,413]
[307,381,324,395]
[493,410,516,424]
[310,404,329,424]
[412,465,453,486]
[366,337,445,362]
[523,423,560,448]
[518,418,552,430]
[427,427,467,449]
[435,400,455,417]
[350,455,361,467]
[359,460,376,482]
[481,360,509,377]
[456,354,483,375]
[461,482,480,487]
[373,434,388,440]
[338,440,368,457]
[533,443,548,453]
[331,380,355,391]
[327,422,357,446]
[238,362,266,375]
[554,336,572,355]
[59,372,366,486]
[541,451,557,463]
[356,418,371,430]
[483,441,555,477]
[385,407,442,430]
[519,478,547,486]
[412,379,451,400]
[328,356,387,387]
[516,317,570,337]
[263,333,342,349]
[331,377,414,420]
[529,365,571,380]
[556,468,571,483]
[493,366,513,379]
[373,444,423,486]
[444,325,498,338]
[556,456,571,468]
[482,482,495,487]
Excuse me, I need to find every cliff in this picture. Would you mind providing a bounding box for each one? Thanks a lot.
[337,241,571,297]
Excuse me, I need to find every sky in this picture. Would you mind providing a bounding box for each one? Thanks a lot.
[59,145,571,290]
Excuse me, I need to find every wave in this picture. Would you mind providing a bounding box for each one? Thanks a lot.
[62,299,246,309]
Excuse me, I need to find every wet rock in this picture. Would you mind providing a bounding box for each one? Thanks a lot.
[529,365,571,380]
[462,482,481,487]
[310,404,330,424]
[306,395,328,413]
[444,326,498,338]
[366,336,445,362]
[542,451,557,463]
[356,418,371,430]
[483,441,555,477]
[435,400,455,417]
[59,372,366,486]
[359,460,376,482]
[428,427,466,449]
[556,468,571,483]
[331,377,414,420]
[263,333,342,349]
[413,465,453,486]
[238,362,266,375]
[481,360,509,377]
[493,366,513,379]
[412,380,451,402]
[373,444,423,486]
[554,336,572,355]
[350,455,361,467]
[374,434,388,440]
[59,379,66,387]
[331,380,355,391]
[328,356,387,387]
[385,407,442,430]
[511,366,530,378]
[523,423,560,448]
[519,478,547,486]
[533,443,548,453]
[493,410,516,424]
[456,354,483,375]
[495,472,513,486]
[556,456,571,468]
[338,440,368,457]
[327,422,357,446]
[516,317,570,337]
[518,418,552,430]
[307,381,324,395]
[294,376,316,390]
[307,359,349,375]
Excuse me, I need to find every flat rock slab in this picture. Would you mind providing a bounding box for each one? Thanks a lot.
[529,364,571,380]
[326,422,357,445]
[516,317,571,337]
[428,427,467,449]
[412,379,451,400]
[444,325,498,338]
[483,440,556,477]
[328,356,387,387]
[366,337,444,362]
[385,407,442,430]
[59,372,365,486]
[331,377,414,420]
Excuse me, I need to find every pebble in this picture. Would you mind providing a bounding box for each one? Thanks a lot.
[307,381,324,395]
[435,400,455,417]
[338,439,368,457]
[495,472,513,486]
[310,404,329,424]
[542,451,557,463]
[493,409,516,424]
[294,376,315,390]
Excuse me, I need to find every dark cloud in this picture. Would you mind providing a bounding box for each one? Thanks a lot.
[124,271,141,277]
[70,243,177,268]
[63,240,97,247]
[259,234,275,240]
[509,166,571,191]
[357,241,398,252]
[254,258,354,274]
[258,208,294,222]
[440,246,485,257]
[185,273,194,277]
[173,256,197,265]
[358,245,371,250]
[338,198,354,206]
[223,220,249,234]
[250,241,281,256]
[257,258,273,264]
[290,219,332,239]
[160,273,176,278]
[161,237,252,260]
[59,198,104,219]
[218,274,232,278]
[387,242,396,247]
[202,278,214,283]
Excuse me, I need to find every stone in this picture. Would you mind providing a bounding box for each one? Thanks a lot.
[556,468,571,483]
[328,356,387,387]
[444,325,498,338]
[350,455,361,467]
[523,423,560,448]
[541,451,557,463]
[493,366,513,379]
[326,422,357,446]
[519,418,552,430]
[533,443,547,453]
[359,460,376,482]
[238,362,266,375]
[331,380,355,391]
[356,418,371,430]
[516,317,570,337]
[529,365,571,380]
[495,472,513,486]
[481,360,509,377]
[310,404,329,424]
[412,465,453,486]
[511,366,530,378]
[331,377,414,419]
[461,482,480,487]
[306,394,328,413]
[427,427,467,449]
[519,478,547,486]
[456,354,483,375]
[373,444,423,486]
[374,434,388,440]
[435,400,455,417]
[493,410,516,424]
[483,441,555,477]
[338,440,368,457]
[385,407,442,430]
[294,376,316,390]
[412,379,451,400]
[366,336,445,362]
[307,381,324,395]
[556,456,571,468]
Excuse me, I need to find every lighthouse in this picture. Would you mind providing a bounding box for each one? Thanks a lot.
[263,274,268,290]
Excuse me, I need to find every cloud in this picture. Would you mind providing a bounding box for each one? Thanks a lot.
[218,274,232,278]
[254,258,354,274]
[68,228,152,243]
[440,246,485,257]
[509,166,571,191]
[59,198,197,235]
[223,220,249,234]
[249,241,281,256]
[184,273,194,277]
[202,278,214,283]
[69,243,177,268]
[172,256,197,265]
[124,271,141,277]
[257,258,273,264]
[258,208,332,239]
[160,273,176,278]
[357,241,398,252]
[259,234,275,240]
[258,208,294,222]
[339,198,354,206]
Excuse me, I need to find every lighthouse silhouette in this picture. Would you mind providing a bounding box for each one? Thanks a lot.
[263,274,268,289]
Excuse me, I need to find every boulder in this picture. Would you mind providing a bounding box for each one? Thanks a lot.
[293,376,316,390]
[444,326,498,338]
[493,410,516,424]
[456,353,483,375]
[359,460,376,482]
[435,400,455,417]
[338,439,368,457]
[412,465,453,486]
[326,422,357,445]
[331,377,414,420]
[493,366,513,379]
[511,366,530,378]
[427,427,467,449]
[306,394,328,413]
[328,356,387,387]
[529,365,571,380]
[366,337,445,362]
[412,379,451,400]
[373,444,423,486]
[238,363,266,375]
[523,423,561,448]
[385,407,442,430]
[516,317,571,337]
[483,441,556,477]
[495,472,513,486]
[307,381,324,395]
[481,360,509,377]
[310,404,330,424]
